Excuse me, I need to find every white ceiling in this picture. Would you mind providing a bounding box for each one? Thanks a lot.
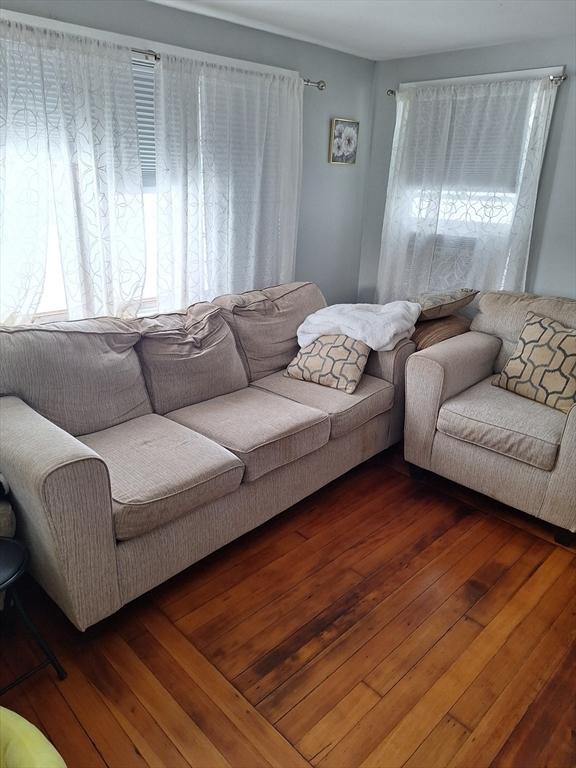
[147,0,576,60]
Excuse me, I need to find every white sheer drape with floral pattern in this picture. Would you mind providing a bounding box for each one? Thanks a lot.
[0,19,146,323]
[155,55,303,312]
[376,77,558,302]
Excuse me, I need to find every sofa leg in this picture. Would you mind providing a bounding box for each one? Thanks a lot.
[554,529,576,547]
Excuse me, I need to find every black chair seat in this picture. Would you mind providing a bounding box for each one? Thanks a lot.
[0,537,28,591]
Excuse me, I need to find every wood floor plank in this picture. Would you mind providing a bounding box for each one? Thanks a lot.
[297,682,381,763]
[489,643,576,768]
[140,605,311,768]
[530,691,576,768]
[233,495,470,692]
[78,647,192,768]
[358,547,574,768]
[242,512,488,708]
[212,492,456,677]
[160,531,307,621]
[450,559,576,729]
[403,715,470,768]
[208,560,364,678]
[447,594,576,768]
[365,529,531,695]
[56,652,149,768]
[22,671,108,768]
[129,629,272,768]
[152,459,385,612]
[467,538,553,626]
[176,475,414,643]
[272,522,509,739]
[100,633,231,768]
[319,617,482,768]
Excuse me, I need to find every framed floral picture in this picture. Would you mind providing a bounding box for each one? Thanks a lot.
[329,118,359,165]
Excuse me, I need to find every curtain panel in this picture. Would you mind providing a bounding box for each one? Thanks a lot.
[1,17,303,323]
[155,54,303,312]
[376,77,558,302]
[0,19,146,323]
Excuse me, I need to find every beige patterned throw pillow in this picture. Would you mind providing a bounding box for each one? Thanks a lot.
[493,312,576,414]
[412,288,478,320]
[285,334,370,394]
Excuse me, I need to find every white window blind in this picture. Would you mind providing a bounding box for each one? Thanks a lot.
[132,56,157,188]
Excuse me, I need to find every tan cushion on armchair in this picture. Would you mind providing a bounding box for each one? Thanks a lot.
[437,377,566,471]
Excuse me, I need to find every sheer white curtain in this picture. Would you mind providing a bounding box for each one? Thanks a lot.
[0,19,145,323]
[376,77,558,302]
[155,54,303,311]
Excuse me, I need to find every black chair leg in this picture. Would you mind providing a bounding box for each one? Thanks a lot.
[10,588,67,681]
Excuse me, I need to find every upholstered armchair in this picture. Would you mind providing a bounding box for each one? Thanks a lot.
[404,291,576,542]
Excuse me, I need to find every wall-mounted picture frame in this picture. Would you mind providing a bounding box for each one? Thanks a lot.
[329,117,359,165]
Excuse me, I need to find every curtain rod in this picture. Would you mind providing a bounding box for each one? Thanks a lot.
[132,47,327,90]
[386,71,567,95]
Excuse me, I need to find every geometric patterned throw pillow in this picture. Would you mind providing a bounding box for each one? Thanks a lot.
[285,334,370,394]
[493,312,576,414]
[412,288,478,320]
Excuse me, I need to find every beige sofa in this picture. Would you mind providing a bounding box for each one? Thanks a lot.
[405,291,576,540]
[0,282,414,630]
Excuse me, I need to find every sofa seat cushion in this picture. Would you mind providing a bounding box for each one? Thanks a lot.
[166,388,330,481]
[79,415,244,540]
[252,372,394,439]
[437,377,566,471]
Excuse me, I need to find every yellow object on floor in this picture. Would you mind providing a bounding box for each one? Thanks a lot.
[0,707,66,768]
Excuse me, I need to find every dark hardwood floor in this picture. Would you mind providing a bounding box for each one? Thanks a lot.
[1,450,575,768]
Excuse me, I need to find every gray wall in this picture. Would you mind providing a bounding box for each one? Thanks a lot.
[358,35,576,301]
[2,0,375,304]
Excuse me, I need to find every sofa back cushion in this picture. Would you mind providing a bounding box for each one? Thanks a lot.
[213,282,327,381]
[136,303,248,414]
[0,318,151,435]
[471,291,576,371]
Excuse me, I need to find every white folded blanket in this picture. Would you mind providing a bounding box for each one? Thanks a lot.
[297,301,421,351]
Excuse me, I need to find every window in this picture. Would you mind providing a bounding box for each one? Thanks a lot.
[35,54,159,321]
[2,16,301,324]
[376,70,561,301]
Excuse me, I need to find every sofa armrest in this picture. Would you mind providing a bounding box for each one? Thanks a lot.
[0,396,121,629]
[365,338,416,444]
[404,331,501,469]
[540,405,576,532]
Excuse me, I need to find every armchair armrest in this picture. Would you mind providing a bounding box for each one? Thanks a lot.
[404,331,501,469]
[365,338,416,444]
[541,405,576,532]
[0,396,120,629]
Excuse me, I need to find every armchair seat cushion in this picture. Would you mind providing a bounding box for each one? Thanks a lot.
[79,415,244,541]
[166,388,330,481]
[437,377,566,471]
[251,372,394,438]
